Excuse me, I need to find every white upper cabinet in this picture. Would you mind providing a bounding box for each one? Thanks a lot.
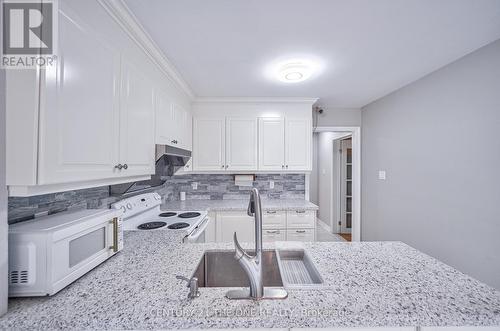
[193,118,226,171]
[225,117,258,171]
[258,117,311,172]
[38,7,121,184]
[176,104,193,151]
[6,0,191,196]
[285,117,312,171]
[258,117,286,171]
[155,92,192,150]
[119,58,155,176]
[155,89,174,145]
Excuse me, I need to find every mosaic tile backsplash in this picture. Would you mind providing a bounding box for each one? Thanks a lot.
[7,173,305,224]
[160,174,305,202]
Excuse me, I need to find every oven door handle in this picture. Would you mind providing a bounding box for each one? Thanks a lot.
[109,217,119,252]
[187,217,210,242]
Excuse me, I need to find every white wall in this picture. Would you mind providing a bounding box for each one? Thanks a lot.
[315,132,351,230]
[314,107,362,127]
[0,67,7,315]
[309,133,319,205]
[361,39,500,289]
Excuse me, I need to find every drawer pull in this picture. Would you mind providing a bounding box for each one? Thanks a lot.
[266,211,277,214]
[295,210,306,214]
[266,230,279,234]
[295,230,306,233]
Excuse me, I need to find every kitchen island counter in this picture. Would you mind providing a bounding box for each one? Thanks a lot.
[1,231,499,330]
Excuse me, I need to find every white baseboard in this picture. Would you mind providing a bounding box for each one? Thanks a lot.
[316,218,331,232]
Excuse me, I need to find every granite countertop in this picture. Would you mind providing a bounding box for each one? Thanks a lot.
[1,231,500,330]
[162,199,319,212]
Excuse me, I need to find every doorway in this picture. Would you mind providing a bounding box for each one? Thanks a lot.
[310,127,361,242]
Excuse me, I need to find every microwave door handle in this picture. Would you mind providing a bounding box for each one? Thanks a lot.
[109,217,119,252]
[187,217,210,241]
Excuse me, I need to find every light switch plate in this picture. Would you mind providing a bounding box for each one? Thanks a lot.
[378,170,386,180]
[269,181,274,189]
[191,182,198,190]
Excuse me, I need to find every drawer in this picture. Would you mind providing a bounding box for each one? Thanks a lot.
[286,210,316,228]
[262,210,286,229]
[262,229,286,242]
[286,228,315,242]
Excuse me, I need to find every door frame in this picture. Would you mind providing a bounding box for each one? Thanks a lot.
[314,126,361,242]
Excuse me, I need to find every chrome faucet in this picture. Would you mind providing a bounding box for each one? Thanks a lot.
[226,188,287,300]
[176,275,200,299]
[232,187,264,298]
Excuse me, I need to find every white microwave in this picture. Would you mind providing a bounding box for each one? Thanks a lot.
[8,209,123,297]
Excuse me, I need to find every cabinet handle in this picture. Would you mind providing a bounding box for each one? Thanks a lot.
[296,230,306,233]
[296,210,306,214]
[186,165,190,168]
[266,230,279,234]
[266,211,277,214]
[115,164,123,170]
[225,165,229,169]
[282,165,285,169]
[221,165,224,169]
[122,164,128,170]
[286,165,289,169]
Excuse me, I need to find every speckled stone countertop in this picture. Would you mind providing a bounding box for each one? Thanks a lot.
[1,230,500,330]
[162,199,318,212]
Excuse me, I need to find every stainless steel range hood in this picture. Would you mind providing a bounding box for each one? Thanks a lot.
[109,145,191,196]
[155,144,191,176]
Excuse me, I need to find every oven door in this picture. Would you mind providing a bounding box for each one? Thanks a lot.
[184,217,210,244]
[50,217,122,294]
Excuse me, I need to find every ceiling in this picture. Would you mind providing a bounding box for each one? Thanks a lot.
[125,0,500,108]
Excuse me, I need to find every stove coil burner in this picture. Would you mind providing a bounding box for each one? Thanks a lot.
[137,222,167,230]
[178,212,201,219]
[167,222,190,230]
[158,212,177,217]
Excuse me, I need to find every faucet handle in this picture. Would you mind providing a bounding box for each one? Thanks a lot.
[175,275,190,286]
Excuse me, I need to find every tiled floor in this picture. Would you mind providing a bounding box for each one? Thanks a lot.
[316,222,346,242]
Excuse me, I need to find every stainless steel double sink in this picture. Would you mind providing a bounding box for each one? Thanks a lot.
[192,249,323,291]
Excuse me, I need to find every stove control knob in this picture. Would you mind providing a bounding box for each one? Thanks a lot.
[126,203,132,210]
[120,206,127,213]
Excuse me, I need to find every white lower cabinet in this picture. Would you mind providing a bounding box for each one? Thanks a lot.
[286,228,315,242]
[215,209,316,243]
[205,211,217,243]
[262,229,286,242]
[262,210,286,229]
[287,210,316,228]
[217,211,255,242]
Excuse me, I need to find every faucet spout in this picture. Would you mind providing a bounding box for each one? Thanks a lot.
[229,188,264,299]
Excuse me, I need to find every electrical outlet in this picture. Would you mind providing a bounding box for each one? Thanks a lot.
[191,182,198,190]
[378,170,386,180]
[269,181,274,189]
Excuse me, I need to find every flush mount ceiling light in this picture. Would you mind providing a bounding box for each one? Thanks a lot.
[265,57,323,84]
[277,62,311,83]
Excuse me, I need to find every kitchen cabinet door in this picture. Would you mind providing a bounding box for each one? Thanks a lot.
[205,212,217,243]
[217,212,255,243]
[38,5,121,184]
[225,117,258,171]
[258,118,285,171]
[155,89,175,145]
[176,104,192,151]
[193,118,225,171]
[285,117,312,171]
[119,58,156,176]
[286,229,315,242]
[262,229,286,242]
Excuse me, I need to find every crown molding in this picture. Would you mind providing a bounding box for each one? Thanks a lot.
[194,97,319,104]
[98,0,195,100]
